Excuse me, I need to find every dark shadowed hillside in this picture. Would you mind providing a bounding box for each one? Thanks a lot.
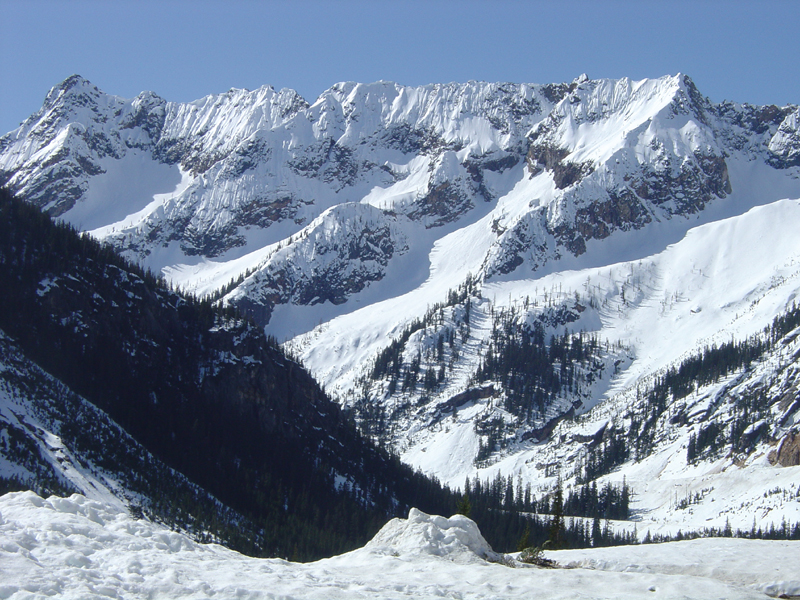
[0,186,464,559]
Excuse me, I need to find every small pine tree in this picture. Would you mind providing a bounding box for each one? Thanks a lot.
[591,515,602,547]
[548,477,565,549]
[456,493,472,518]
[517,522,531,552]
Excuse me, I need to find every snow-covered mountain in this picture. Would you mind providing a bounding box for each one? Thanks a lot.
[2,74,798,317]
[2,73,800,536]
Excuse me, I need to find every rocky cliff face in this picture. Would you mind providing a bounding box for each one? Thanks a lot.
[227,203,410,323]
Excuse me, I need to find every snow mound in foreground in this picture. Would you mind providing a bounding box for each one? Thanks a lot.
[1,491,137,533]
[364,508,501,563]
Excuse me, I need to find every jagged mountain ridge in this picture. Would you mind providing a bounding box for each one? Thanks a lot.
[0,75,545,260]
[6,73,798,330]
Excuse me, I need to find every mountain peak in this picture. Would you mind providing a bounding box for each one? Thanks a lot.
[56,73,95,92]
[45,74,101,104]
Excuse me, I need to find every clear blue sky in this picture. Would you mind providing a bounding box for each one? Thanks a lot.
[1,0,799,135]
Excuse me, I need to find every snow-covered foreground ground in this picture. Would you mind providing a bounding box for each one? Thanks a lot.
[1,491,798,600]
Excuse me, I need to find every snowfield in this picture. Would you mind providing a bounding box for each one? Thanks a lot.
[1,491,798,600]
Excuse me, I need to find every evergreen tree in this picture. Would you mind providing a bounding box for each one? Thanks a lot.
[591,515,602,547]
[517,522,531,552]
[547,477,565,549]
[456,493,472,518]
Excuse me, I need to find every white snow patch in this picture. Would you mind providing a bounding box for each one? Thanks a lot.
[2,491,798,599]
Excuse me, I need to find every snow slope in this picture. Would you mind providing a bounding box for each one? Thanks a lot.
[284,196,800,542]
[1,490,797,600]
[293,198,800,467]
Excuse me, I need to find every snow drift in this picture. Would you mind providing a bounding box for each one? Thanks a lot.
[2,490,799,599]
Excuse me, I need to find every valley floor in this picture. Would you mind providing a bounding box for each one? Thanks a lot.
[1,491,797,600]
